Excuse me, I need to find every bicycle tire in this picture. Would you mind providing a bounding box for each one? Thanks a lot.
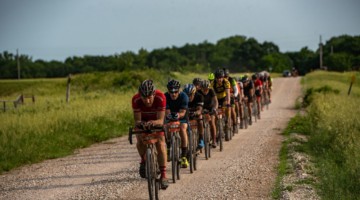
[171,134,177,183]
[188,128,194,173]
[193,128,197,171]
[146,148,156,200]
[176,135,181,180]
[244,104,248,129]
[204,123,210,160]
[218,118,223,151]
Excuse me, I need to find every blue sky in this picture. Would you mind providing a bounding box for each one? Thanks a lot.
[1,0,359,61]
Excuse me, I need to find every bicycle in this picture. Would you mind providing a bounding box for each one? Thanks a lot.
[202,109,213,160]
[252,95,258,123]
[187,115,199,173]
[223,106,233,142]
[241,98,249,129]
[216,107,224,151]
[165,120,181,183]
[128,125,164,200]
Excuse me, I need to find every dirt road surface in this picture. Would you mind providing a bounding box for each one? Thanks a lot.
[0,77,302,200]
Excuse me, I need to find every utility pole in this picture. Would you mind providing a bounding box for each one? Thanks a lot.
[17,49,21,79]
[319,35,323,69]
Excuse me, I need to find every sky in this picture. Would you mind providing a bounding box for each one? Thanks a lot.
[1,0,360,62]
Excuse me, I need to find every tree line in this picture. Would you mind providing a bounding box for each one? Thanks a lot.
[1,35,359,79]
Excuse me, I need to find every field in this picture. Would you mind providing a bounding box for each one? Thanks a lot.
[277,70,360,200]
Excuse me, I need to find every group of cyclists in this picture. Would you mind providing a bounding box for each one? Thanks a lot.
[130,68,272,191]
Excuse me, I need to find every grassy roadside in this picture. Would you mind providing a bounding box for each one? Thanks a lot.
[273,71,360,200]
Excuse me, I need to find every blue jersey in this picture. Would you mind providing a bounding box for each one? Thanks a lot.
[165,91,189,119]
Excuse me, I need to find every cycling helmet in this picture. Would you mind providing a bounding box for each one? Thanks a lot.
[223,68,230,77]
[208,73,215,81]
[241,75,248,83]
[183,84,196,96]
[139,79,155,97]
[192,78,202,86]
[252,74,257,80]
[201,80,211,89]
[215,69,225,78]
[167,79,181,92]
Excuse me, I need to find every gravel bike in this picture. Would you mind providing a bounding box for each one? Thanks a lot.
[165,120,181,183]
[129,125,164,200]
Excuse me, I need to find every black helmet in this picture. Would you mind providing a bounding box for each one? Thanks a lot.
[139,80,155,97]
[167,79,181,92]
[223,68,230,77]
[192,78,202,86]
[252,74,257,80]
[215,69,225,78]
[201,80,211,89]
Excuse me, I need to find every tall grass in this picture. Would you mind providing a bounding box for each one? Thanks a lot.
[0,69,173,173]
[300,70,360,200]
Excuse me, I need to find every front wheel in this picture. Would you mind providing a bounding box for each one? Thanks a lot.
[146,148,156,200]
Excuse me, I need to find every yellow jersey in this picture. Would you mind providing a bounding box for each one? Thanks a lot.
[211,79,230,99]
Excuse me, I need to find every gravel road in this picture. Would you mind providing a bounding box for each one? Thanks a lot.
[0,77,302,200]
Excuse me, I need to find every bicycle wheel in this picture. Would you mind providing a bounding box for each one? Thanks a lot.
[204,122,210,160]
[171,134,177,183]
[192,128,198,171]
[176,135,181,180]
[146,148,156,200]
[243,104,248,129]
[225,116,230,142]
[253,100,258,123]
[217,118,223,152]
[188,128,194,173]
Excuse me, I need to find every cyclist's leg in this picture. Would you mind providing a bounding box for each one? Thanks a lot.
[210,114,217,147]
[230,97,236,127]
[179,121,188,156]
[155,135,169,189]
[197,118,204,148]
[136,135,147,178]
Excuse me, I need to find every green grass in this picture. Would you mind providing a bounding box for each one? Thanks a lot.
[273,70,360,200]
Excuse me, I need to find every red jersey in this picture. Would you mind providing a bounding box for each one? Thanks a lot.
[132,90,166,121]
[254,79,262,90]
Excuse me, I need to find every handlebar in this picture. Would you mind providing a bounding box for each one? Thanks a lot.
[128,125,165,145]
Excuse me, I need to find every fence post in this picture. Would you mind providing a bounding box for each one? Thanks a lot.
[3,102,5,112]
[66,74,71,103]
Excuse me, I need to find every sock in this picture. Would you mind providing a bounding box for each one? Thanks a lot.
[181,147,187,157]
[160,166,166,179]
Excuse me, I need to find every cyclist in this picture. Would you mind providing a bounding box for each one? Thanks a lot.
[199,80,219,148]
[252,74,262,119]
[183,84,204,150]
[264,72,272,103]
[223,68,239,133]
[131,79,169,189]
[236,77,245,128]
[211,69,231,134]
[192,78,203,92]
[242,75,254,125]
[165,79,190,168]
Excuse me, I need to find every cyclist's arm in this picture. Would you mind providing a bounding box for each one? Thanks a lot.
[178,109,187,119]
[152,110,165,126]
[133,111,142,126]
[225,88,231,106]
[211,95,219,110]
[231,81,239,97]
